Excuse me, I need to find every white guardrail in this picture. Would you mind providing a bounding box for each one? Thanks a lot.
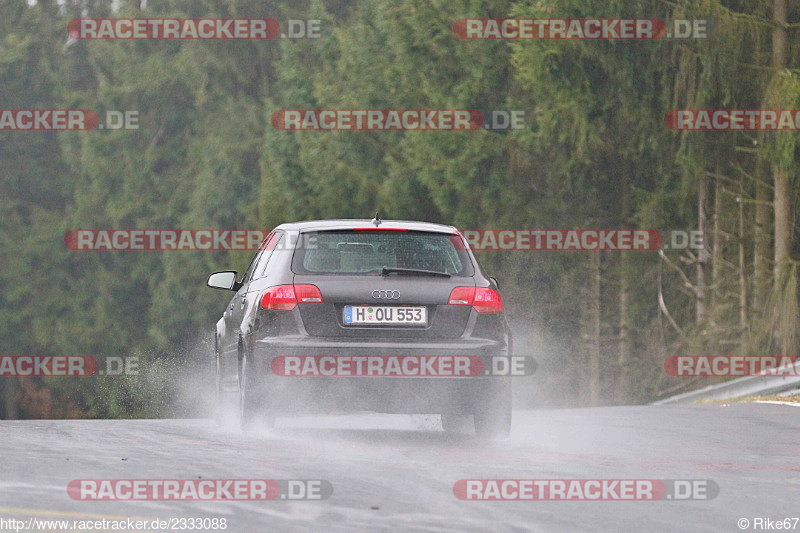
[652,360,800,405]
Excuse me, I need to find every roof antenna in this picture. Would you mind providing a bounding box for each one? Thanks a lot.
[371,211,382,227]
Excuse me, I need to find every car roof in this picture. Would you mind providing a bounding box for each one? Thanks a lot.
[273,219,458,234]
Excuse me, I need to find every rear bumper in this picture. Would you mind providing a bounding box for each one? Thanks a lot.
[251,336,510,414]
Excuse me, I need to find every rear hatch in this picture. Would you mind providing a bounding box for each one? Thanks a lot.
[291,229,475,339]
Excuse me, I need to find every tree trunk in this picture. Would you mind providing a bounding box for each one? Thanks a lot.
[753,158,771,309]
[588,252,601,406]
[774,168,792,279]
[711,170,723,318]
[617,179,632,403]
[772,0,790,281]
[739,180,748,331]
[773,0,787,70]
[697,170,709,323]
[771,0,797,356]
[618,250,631,403]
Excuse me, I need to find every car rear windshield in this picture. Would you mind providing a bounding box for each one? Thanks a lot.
[291,230,474,276]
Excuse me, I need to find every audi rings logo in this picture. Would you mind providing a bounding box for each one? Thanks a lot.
[372,290,400,300]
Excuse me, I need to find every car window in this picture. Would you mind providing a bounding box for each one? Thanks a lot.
[241,232,275,284]
[292,230,473,276]
[254,232,284,279]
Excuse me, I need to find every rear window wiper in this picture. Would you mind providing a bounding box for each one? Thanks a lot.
[381,266,451,278]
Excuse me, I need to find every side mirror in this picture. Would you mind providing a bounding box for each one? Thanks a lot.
[489,276,500,289]
[207,271,239,291]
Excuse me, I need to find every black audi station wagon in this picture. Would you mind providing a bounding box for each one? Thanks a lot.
[207,218,512,438]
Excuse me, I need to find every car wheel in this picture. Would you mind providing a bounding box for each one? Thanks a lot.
[473,382,512,440]
[214,348,224,426]
[214,344,238,427]
[440,413,472,433]
[239,352,257,430]
[239,351,274,430]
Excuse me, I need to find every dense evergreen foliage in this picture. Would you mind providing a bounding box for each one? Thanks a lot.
[1,0,798,417]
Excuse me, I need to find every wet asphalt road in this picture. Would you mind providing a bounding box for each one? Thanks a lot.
[0,404,798,532]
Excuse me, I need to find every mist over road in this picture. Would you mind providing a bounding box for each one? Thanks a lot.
[0,404,797,532]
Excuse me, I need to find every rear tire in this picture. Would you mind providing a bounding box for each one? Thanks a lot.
[239,352,275,431]
[239,353,257,430]
[440,413,472,433]
[473,382,512,440]
[214,345,238,427]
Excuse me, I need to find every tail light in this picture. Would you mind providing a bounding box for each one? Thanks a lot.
[473,287,503,313]
[260,285,297,310]
[295,284,323,303]
[448,286,503,313]
[448,286,475,305]
[260,284,323,310]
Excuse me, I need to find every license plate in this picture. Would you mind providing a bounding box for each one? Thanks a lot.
[344,305,427,326]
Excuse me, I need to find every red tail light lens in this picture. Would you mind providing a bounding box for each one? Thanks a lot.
[295,284,323,303]
[473,288,503,313]
[260,285,297,310]
[448,286,503,313]
[260,284,323,310]
[448,286,475,305]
